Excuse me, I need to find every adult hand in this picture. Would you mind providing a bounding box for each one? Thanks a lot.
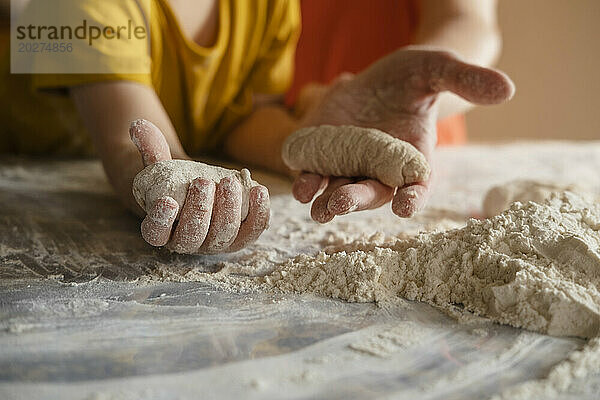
[292,47,514,222]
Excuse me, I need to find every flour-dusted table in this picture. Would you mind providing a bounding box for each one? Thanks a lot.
[1,142,599,399]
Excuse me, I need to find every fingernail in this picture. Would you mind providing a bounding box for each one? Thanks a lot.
[150,198,178,225]
[129,119,144,135]
[328,195,357,215]
[220,176,241,190]
[129,119,152,142]
[129,120,143,148]
[313,206,333,224]
[256,186,268,201]
[395,202,414,218]
[394,192,424,218]
[190,179,214,197]
[403,187,419,200]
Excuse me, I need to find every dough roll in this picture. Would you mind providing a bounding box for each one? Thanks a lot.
[282,125,430,187]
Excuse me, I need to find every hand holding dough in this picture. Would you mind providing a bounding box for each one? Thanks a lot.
[282,125,431,188]
[133,159,257,220]
[129,119,270,255]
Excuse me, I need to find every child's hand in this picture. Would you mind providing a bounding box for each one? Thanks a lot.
[129,120,270,254]
[292,47,514,222]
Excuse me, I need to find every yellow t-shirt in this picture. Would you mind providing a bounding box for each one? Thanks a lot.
[0,0,300,155]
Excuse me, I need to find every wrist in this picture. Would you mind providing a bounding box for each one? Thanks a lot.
[225,105,300,175]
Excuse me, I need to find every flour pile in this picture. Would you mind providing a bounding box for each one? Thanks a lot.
[261,192,600,338]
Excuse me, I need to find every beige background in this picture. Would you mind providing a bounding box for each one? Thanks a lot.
[467,0,600,141]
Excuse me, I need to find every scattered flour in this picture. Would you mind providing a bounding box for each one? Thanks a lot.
[136,186,600,397]
[248,378,268,390]
[6,148,600,398]
[282,125,430,187]
[348,322,430,357]
[132,159,257,220]
[492,337,600,399]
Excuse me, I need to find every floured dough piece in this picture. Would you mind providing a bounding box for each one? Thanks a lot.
[282,125,430,187]
[483,179,593,217]
[133,160,257,220]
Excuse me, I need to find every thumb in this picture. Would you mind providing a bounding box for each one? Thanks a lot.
[129,119,172,167]
[430,51,515,105]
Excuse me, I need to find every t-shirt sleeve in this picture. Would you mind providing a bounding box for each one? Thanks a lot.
[27,0,153,91]
[246,0,301,95]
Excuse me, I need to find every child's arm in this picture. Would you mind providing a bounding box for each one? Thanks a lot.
[70,81,189,213]
[70,81,269,254]
[222,78,352,176]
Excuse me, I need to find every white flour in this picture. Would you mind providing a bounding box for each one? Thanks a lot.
[5,145,600,399]
[252,190,600,397]
[347,322,430,357]
[136,183,600,397]
[263,191,600,338]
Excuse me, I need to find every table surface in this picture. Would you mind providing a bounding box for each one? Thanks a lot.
[1,142,600,400]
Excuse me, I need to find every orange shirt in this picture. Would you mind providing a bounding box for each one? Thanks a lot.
[286,0,466,146]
